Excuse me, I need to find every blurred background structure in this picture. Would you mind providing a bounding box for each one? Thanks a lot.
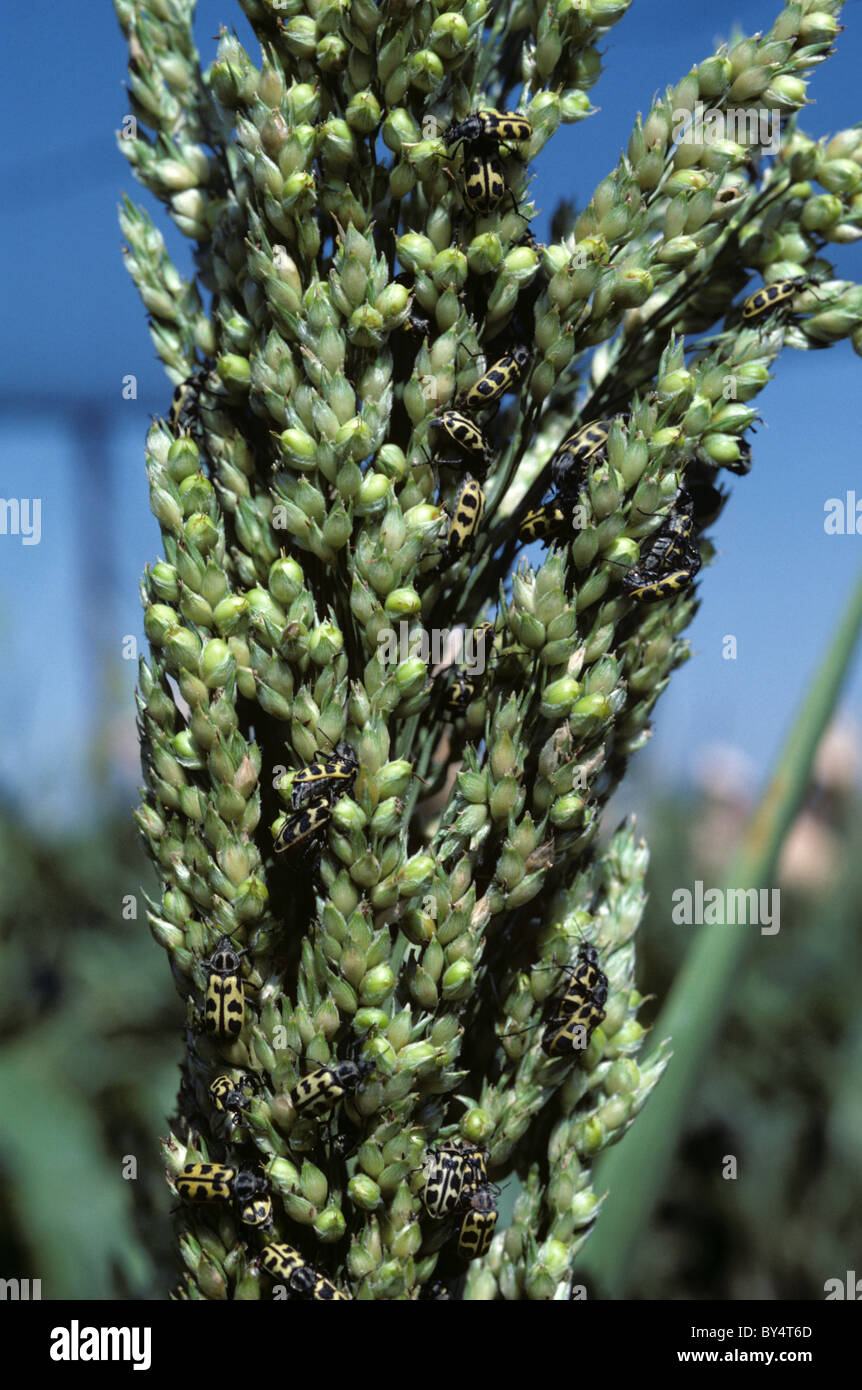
[2,0,862,1298]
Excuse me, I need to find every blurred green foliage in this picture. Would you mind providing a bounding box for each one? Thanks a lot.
[625,780,862,1299]
[0,813,182,1299]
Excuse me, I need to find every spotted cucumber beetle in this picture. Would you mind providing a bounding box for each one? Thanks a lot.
[551,418,615,498]
[611,488,702,603]
[506,942,608,1056]
[168,368,208,438]
[209,1072,259,1131]
[239,1193,273,1229]
[541,944,609,1056]
[520,499,569,545]
[621,493,702,604]
[209,1073,245,1113]
[462,151,507,215]
[432,410,494,474]
[445,1141,489,1198]
[622,562,700,603]
[274,798,333,853]
[260,1241,307,1280]
[558,943,607,1006]
[259,1243,351,1299]
[200,924,273,1042]
[421,1140,488,1219]
[259,1244,317,1298]
[176,1162,269,1226]
[542,1005,606,1056]
[741,275,814,321]
[444,109,533,156]
[175,1162,236,1202]
[202,932,250,1041]
[631,488,696,571]
[457,1188,498,1260]
[439,621,496,714]
[290,1053,375,1120]
[291,742,359,810]
[436,476,486,569]
[312,1273,351,1301]
[444,671,479,715]
[465,345,530,411]
[421,1150,465,1218]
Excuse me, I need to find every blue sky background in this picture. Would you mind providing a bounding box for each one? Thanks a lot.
[1,0,861,831]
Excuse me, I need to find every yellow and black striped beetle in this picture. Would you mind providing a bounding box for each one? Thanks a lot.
[176,1162,237,1203]
[546,944,608,1022]
[209,1073,244,1113]
[290,1056,375,1120]
[440,622,495,714]
[457,1188,499,1260]
[462,151,507,216]
[432,410,493,473]
[259,1243,318,1298]
[209,1072,258,1131]
[632,488,696,573]
[260,1242,307,1280]
[465,345,531,411]
[541,943,609,1056]
[508,942,608,1057]
[176,1162,268,1204]
[542,1004,606,1056]
[259,1243,351,1299]
[177,1163,271,1227]
[274,798,333,853]
[422,1140,488,1219]
[438,476,486,568]
[622,562,700,603]
[520,499,569,545]
[312,1272,351,1301]
[621,491,702,603]
[168,368,207,437]
[444,670,478,716]
[442,108,532,230]
[232,1167,270,1226]
[202,932,250,1042]
[239,1193,273,1229]
[551,417,615,498]
[444,109,533,155]
[291,742,359,810]
[741,275,812,321]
